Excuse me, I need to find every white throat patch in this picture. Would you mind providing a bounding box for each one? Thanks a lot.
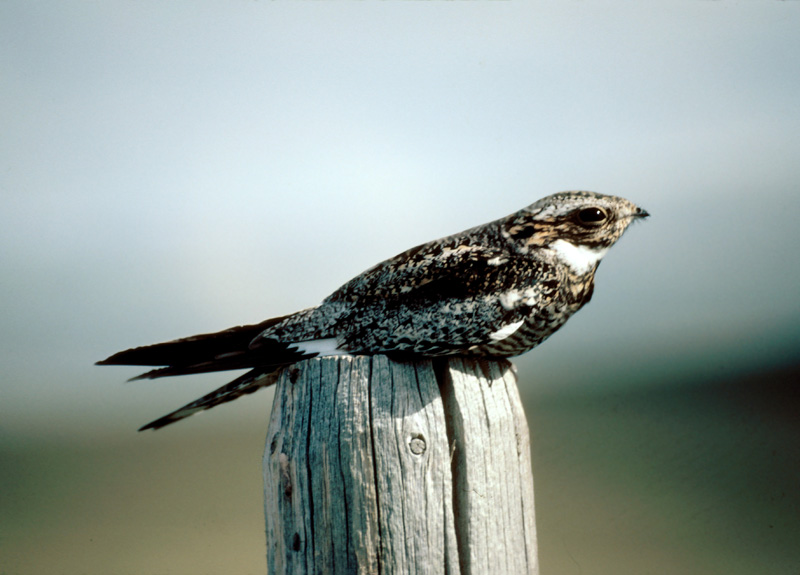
[550,239,608,274]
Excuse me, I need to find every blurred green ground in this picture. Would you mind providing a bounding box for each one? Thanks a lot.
[2,363,798,575]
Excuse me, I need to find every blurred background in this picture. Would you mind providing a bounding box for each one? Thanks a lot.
[2,2,799,574]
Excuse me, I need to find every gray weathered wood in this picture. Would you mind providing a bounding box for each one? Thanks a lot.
[439,358,539,575]
[263,355,538,575]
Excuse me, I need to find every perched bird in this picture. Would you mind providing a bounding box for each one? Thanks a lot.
[98,191,648,430]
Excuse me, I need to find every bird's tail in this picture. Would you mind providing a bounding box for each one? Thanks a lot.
[97,313,319,430]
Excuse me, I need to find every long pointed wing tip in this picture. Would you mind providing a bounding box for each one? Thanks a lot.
[138,404,206,431]
[96,348,131,364]
[138,415,175,431]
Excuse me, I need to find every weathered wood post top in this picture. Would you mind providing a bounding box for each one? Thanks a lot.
[263,355,538,575]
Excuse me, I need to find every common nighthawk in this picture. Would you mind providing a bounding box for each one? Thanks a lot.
[98,191,648,430]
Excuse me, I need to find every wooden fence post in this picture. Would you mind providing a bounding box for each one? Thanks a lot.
[263,355,538,575]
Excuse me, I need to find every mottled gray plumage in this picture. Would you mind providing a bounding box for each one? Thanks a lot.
[98,191,648,429]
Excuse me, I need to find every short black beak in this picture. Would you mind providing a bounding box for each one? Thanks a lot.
[634,206,650,219]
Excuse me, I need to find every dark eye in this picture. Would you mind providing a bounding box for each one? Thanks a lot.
[576,207,608,226]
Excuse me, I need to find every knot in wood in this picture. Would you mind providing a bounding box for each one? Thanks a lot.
[279,453,292,499]
[409,434,426,456]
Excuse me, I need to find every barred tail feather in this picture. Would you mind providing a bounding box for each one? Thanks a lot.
[97,307,340,430]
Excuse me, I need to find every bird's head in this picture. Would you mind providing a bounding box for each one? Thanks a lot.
[501,191,649,273]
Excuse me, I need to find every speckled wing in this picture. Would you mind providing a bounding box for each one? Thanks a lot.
[325,239,553,355]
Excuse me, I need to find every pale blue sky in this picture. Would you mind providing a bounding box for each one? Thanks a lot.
[2,2,799,436]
